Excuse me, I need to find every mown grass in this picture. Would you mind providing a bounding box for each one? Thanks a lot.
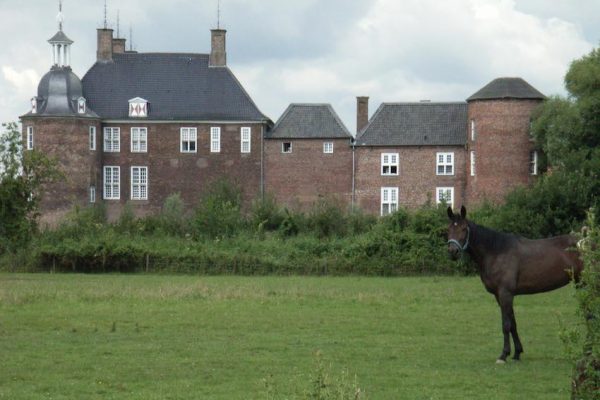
[0,274,577,399]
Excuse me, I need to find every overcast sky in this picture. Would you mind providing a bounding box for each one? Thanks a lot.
[1,0,599,134]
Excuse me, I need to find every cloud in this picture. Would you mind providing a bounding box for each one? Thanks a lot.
[2,66,39,95]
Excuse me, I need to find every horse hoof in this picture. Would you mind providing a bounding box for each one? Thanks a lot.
[496,359,506,364]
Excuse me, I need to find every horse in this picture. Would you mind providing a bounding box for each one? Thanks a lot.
[446,206,584,363]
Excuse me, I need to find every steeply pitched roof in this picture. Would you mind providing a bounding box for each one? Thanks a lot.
[355,102,467,146]
[81,53,269,122]
[267,103,352,139]
[467,77,545,101]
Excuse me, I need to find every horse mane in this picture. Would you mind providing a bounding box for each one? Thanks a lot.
[468,220,519,255]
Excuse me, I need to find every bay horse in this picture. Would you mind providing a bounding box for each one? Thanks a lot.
[446,206,584,363]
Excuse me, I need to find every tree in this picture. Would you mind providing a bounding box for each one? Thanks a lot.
[0,122,62,254]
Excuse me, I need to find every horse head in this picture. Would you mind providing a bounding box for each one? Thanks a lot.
[447,205,469,260]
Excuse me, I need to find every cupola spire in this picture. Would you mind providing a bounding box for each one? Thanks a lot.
[48,0,74,67]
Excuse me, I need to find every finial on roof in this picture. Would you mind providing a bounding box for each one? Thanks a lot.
[129,25,133,51]
[217,0,221,28]
[56,0,64,31]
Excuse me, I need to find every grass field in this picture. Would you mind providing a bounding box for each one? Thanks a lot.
[0,274,578,399]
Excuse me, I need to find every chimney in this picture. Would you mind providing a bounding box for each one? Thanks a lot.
[112,38,126,54]
[356,96,369,134]
[97,28,113,62]
[209,29,227,67]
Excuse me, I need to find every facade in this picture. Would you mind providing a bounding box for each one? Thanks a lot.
[21,12,545,222]
[265,104,353,209]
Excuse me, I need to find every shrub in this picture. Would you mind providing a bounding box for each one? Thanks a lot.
[194,179,243,239]
[307,198,348,238]
[250,193,284,232]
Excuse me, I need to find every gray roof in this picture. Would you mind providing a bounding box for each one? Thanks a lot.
[81,53,269,122]
[467,77,545,101]
[267,103,351,139]
[356,102,467,146]
[23,66,98,118]
[48,30,73,44]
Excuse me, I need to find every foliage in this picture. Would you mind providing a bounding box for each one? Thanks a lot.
[0,122,61,255]
[193,179,243,239]
[569,210,600,399]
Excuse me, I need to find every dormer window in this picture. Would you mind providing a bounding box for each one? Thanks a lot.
[129,97,148,118]
[77,97,86,114]
[31,97,37,114]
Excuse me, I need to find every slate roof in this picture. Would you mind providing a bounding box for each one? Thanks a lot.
[81,53,269,122]
[267,104,352,139]
[467,77,545,101]
[48,30,73,44]
[355,102,467,146]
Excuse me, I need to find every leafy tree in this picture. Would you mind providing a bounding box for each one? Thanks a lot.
[0,122,61,254]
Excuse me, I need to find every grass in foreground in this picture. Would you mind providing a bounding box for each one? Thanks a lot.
[0,274,577,399]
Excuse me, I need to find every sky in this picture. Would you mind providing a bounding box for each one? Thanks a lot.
[1,0,599,134]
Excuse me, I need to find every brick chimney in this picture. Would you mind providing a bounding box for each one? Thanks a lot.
[112,38,126,54]
[356,96,369,134]
[209,29,227,67]
[97,28,113,62]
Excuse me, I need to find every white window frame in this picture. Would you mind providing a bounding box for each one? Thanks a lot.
[530,150,538,175]
[211,127,221,153]
[282,142,292,153]
[89,126,96,151]
[26,126,33,150]
[470,119,476,141]
[470,151,475,176]
[131,166,148,200]
[78,97,86,114]
[89,186,96,203]
[180,127,197,153]
[103,166,120,200]
[103,127,120,152]
[130,127,148,153]
[436,152,454,176]
[323,142,334,154]
[241,127,251,153]
[436,187,454,208]
[381,153,399,176]
[381,187,399,216]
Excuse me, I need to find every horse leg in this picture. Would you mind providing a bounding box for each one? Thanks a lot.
[496,291,514,363]
[510,311,524,360]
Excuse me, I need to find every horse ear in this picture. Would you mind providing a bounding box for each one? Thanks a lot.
[460,205,467,219]
[447,206,454,220]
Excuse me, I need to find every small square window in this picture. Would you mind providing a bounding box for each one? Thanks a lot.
[381,153,399,175]
[436,152,454,176]
[436,187,454,207]
[323,142,333,154]
[282,142,292,153]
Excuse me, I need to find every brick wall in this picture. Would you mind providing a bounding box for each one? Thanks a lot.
[100,122,264,220]
[21,116,102,226]
[354,145,467,214]
[465,99,541,206]
[264,138,353,210]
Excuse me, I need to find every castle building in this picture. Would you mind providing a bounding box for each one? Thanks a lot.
[20,9,544,222]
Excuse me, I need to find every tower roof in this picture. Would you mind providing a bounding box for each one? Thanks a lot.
[48,30,73,44]
[467,77,545,101]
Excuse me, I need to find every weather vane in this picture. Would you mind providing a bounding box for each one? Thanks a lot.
[56,0,64,31]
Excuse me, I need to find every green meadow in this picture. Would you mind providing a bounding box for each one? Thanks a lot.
[0,274,578,399]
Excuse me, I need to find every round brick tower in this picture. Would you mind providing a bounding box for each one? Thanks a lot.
[20,5,101,225]
[464,77,545,206]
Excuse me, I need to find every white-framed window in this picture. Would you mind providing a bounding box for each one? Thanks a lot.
[31,97,37,114]
[436,152,454,175]
[103,127,120,152]
[241,127,251,153]
[211,127,221,153]
[131,166,148,200]
[131,127,148,153]
[323,142,334,154]
[89,126,96,150]
[103,166,120,200]
[436,187,454,207]
[381,187,399,216]
[180,127,197,153]
[128,97,148,118]
[282,142,292,153]
[470,119,476,141]
[26,126,33,150]
[77,97,86,114]
[89,186,96,203]
[381,153,399,175]
[470,151,475,176]
[529,150,538,175]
